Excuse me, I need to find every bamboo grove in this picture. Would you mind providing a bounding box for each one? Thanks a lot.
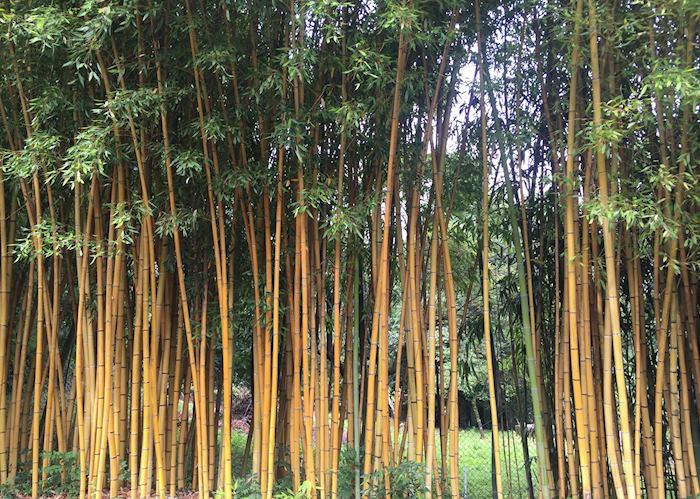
[0,0,698,498]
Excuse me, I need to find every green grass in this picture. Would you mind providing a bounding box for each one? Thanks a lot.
[453,429,537,497]
[232,430,248,469]
[230,428,537,497]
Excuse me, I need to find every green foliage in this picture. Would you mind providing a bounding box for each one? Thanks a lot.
[195,45,237,76]
[332,100,367,134]
[220,476,313,499]
[172,149,205,180]
[365,460,428,498]
[647,60,700,107]
[29,85,73,128]
[0,451,80,497]
[5,6,72,51]
[271,117,310,164]
[292,180,335,217]
[40,451,81,497]
[304,0,352,44]
[323,200,372,241]
[102,87,164,125]
[346,40,392,93]
[156,208,200,238]
[281,43,317,88]
[2,131,59,180]
[13,221,68,261]
[379,0,421,33]
[336,446,361,497]
[274,480,314,498]
[59,124,112,187]
[231,474,262,498]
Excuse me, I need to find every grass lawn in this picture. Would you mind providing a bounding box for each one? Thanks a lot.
[230,428,537,497]
[453,429,537,498]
